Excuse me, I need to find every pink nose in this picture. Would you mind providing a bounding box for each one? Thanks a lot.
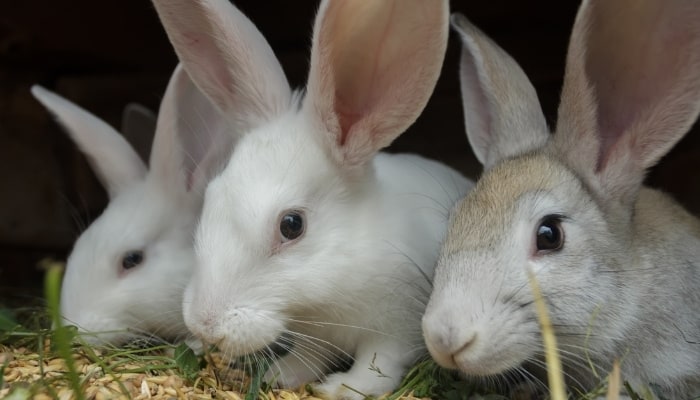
[422,310,477,369]
[187,310,226,344]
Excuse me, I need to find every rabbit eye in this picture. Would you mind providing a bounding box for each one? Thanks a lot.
[279,210,305,242]
[536,216,564,252]
[121,250,144,270]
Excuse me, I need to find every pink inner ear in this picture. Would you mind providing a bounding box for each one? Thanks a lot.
[591,40,681,171]
[308,0,447,163]
[329,1,398,146]
[154,0,292,132]
[336,100,364,146]
[584,0,698,172]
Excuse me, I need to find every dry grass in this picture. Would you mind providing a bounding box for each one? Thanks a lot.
[0,343,327,400]
[527,267,567,400]
[0,342,460,400]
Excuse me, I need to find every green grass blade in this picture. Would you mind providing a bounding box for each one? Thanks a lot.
[43,259,86,400]
[245,358,271,400]
[174,342,200,381]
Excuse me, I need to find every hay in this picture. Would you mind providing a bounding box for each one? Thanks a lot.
[0,344,327,400]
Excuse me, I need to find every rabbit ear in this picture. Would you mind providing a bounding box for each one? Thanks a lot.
[555,0,700,207]
[121,103,157,164]
[303,0,449,166]
[149,64,232,196]
[452,14,549,170]
[31,85,146,198]
[151,0,292,133]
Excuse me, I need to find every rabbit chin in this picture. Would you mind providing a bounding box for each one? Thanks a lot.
[199,328,285,361]
[60,316,133,346]
[454,347,530,378]
[214,336,282,362]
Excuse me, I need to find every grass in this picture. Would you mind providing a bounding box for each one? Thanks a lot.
[44,260,84,400]
[0,319,259,399]
[0,260,638,400]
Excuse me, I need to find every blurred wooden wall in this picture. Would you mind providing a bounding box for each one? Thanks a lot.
[1,1,698,294]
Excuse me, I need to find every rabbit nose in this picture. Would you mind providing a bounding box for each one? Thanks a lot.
[189,310,226,344]
[423,310,477,369]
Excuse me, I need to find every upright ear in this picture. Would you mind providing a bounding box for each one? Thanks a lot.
[148,64,233,196]
[150,0,292,133]
[121,103,157,163]
[31,85,146,198]
[452,14,549,171]
[303,0,449,166]
[554,0,700,207]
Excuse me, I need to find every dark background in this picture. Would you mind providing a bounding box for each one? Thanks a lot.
[1,1,698,299]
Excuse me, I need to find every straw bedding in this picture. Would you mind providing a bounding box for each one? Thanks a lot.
[0,344,315,400]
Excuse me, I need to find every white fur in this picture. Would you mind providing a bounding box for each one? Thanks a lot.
[423,2,700,399]
[150,0,471,398]
[31,64,231,345]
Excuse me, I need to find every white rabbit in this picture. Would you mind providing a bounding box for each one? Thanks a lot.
[150,0,471,398]
[422,0,700,398]
[31,64,231,346]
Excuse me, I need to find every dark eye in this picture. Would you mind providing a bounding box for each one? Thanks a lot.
[280,211,305,242]
[536,216,564,252]
[121,250,144,270]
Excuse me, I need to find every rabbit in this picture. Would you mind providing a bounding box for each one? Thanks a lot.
[31,64,232,346]
[149,0,472,398]
[422,0,700,398]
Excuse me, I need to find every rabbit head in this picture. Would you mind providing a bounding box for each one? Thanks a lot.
[423,0,700,396]
[32,64,231,345]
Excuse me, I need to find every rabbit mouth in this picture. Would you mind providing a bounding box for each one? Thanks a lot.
[213,330,294,360]
[227,332,295,369]
[451,343,530,377]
